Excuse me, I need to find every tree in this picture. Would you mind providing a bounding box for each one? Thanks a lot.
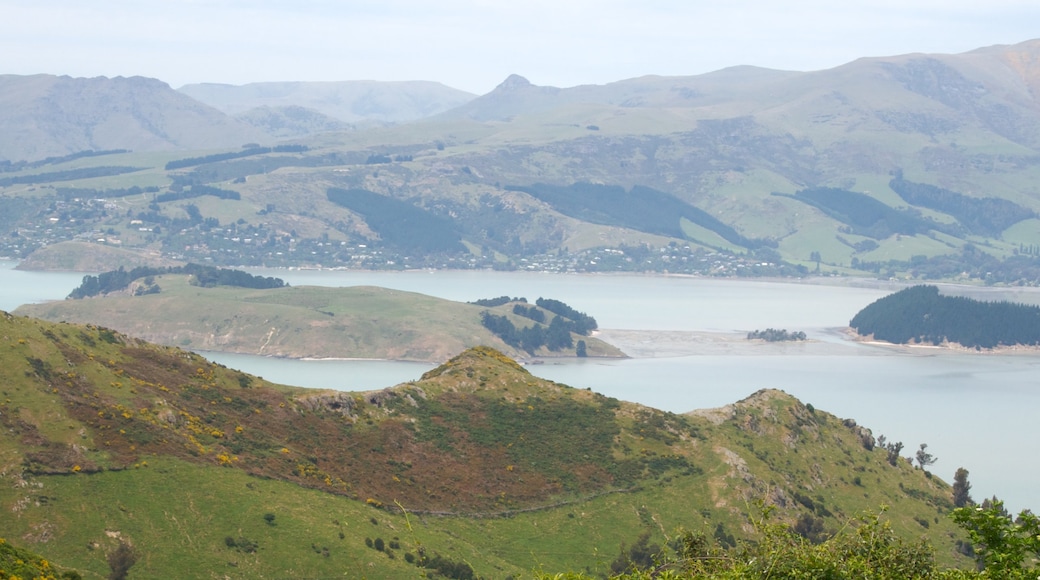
[810,250,822,272]
[885,440,903,466]
[951,500,1040,576]
[609,531,661,575]
[915,443,936,469]
[953,467,974,508]
[575,340,587,357]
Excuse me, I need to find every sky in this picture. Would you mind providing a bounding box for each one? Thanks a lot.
[1,1,1038,95]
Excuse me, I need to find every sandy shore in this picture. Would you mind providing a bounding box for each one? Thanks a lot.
[593,328,861,358]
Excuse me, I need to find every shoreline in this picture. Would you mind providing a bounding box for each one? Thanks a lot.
[844,328,1040,355]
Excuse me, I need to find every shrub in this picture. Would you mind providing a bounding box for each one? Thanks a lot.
[106,541,137,580]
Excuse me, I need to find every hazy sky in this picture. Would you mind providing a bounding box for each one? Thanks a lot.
[2,1,1037,94]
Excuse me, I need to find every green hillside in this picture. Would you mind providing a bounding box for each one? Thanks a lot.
[0,313,989,578]
[14,274,620,361]
[5,42,1040,282]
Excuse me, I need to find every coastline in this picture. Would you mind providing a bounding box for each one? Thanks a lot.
[844,328,1040,355]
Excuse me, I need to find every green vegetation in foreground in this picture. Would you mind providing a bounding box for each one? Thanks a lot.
[0,313,1000,577]
[850,285,1040,348]
[537,501,1040,579]
[16,276,620,361]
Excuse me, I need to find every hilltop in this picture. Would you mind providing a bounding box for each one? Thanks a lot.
[14,271,619,361]
[0,313,979,577]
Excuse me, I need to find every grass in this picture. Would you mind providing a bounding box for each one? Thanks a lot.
[15,276,622,362]
[0,313,978,577]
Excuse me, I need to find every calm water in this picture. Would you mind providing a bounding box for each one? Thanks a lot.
[4,261,1037,513]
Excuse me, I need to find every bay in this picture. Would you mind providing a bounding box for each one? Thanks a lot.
[0,260,88,311]
[3,261,1037,513]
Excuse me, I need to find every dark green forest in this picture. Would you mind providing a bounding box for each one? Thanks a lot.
[0,165,143,187]
[889,173,1034,236]
[155,184,241,202]
[849,285,1040,348]
[326,188,466,255]
[534,297,597,335]
[164,144,308,170]
[506,183,768,249]
[476,297,597,354]
[68,264,286,299]
[0,148,128,172]
[778,187,930,239]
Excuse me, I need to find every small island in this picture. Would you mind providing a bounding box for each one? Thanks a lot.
[850,285,1040,349]
[746,328,807,342]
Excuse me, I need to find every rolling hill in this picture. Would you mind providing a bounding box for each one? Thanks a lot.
[4,40,1040,282]
[14,274,621,361]
[0,313,977,577]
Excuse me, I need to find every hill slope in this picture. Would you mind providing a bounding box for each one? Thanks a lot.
[0,74,268,161]
[5,41,1040,281]
[0,314,976,577]
[14,275,620,361]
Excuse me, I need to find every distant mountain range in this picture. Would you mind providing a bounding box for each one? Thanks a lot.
[178,80,476,124]
[3,39,1040,281]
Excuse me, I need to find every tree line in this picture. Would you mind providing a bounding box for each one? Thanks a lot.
[0,148,128,173]
[746,328,806,342]
[507,182,770,250]
[326,187,465,255]
[475,297,597,354]
[155,184,241,202]
[164,144,308,170]
[480,311,575,354]
[0,165,143,187]
[777,187,930,240]
[69,264,286,299]
[889,172,1034,236]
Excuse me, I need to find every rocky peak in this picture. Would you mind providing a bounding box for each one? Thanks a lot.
[495,74,533,91]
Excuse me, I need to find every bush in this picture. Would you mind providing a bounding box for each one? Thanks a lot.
[106,541,137,580]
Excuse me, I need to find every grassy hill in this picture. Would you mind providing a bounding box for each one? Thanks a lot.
[5,41,1040,281]
[0,313,979,577]
[14,274,621,361]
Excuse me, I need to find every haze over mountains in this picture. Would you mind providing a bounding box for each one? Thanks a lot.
[3,39,1040,280]
[4,39,1038,158]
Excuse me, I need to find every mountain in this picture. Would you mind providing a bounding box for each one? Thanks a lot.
[14,273,621,361]
[4,40,1040,282]
[232,105,352,138]
[178,80,477,123]
[0,313,975,577]
[0,74,268,161]
[437,67,801,122]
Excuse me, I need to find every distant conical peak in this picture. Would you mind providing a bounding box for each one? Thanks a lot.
[496,74,533,90]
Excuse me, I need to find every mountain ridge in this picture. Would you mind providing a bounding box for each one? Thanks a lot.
[0,313,974,576]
